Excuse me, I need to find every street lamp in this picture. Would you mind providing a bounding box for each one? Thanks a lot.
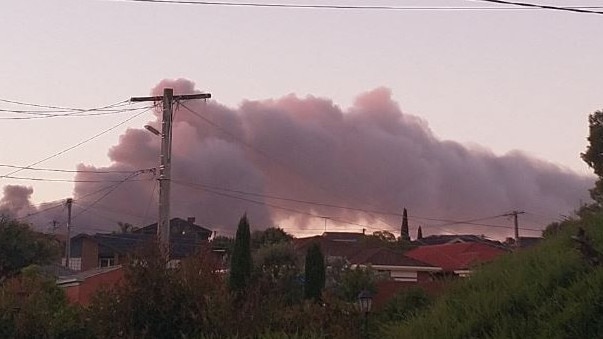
[144,124,161,136]
[357,290,373,339]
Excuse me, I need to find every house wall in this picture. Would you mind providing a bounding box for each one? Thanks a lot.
[417,271,433,282]
[64,267,124,306]
[64,285,81,304]
[81,238,99,271]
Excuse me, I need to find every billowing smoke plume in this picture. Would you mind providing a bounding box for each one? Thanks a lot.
[2,79,594,238]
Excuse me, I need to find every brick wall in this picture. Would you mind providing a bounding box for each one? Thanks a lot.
[80,237,99,271]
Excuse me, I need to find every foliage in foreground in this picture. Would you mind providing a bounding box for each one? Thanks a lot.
[0,217,60,281]
[0,266,88,338]
[382,213,603,339]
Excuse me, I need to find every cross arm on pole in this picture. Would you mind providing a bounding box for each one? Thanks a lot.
[130,93,211,102]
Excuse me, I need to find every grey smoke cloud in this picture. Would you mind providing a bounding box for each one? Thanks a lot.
[2,78,594,238]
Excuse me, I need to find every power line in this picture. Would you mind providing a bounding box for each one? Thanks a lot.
[105,0,603,12]
[171,180,384,231]
[0,164,153,174]
[0,107,153,180]
[0,174,154,183]
[0,97,130,111]
[173,178,404,217]
[171,178,532,230]
[71,171,152,221]
[15,200,66,221]
[171,179,543,233]
[0,106,153,120]
[468,0,603,15]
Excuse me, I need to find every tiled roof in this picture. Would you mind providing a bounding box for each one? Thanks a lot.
[58,265,123,282]
[71,232,207,260]
[135,217,212,237]
[322,232,365,242]
[415,234,506,249]
[405,242,508,271]
[293,236,373,260]
[39,263,78,278]
[348,247,436,268]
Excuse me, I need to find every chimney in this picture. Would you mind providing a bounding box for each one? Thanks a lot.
[187,217,196,224]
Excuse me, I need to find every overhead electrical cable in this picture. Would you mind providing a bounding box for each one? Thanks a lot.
[0,97,130,111]
[71,171,153,221]
[468,0,603,15]
[0,107,153,180]
[0,106,153,120]
[171,178,535,230]
[172,180,384,231]
[105,0,603,12]
[16,200,66,221]
[0,175,153,183]
[0,164,152,174]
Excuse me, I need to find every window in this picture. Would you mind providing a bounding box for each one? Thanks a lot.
[99,257,116,268]
[62,257,82,271]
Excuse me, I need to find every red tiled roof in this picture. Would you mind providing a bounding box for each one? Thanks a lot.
[405,242,507,272]
[348,247,436,268]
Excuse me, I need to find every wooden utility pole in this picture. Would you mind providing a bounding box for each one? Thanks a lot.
[64,198,73,268]
[504,210,525,248]
[131,89,211,258]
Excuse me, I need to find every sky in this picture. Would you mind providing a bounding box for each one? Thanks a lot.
[0,0,601,238]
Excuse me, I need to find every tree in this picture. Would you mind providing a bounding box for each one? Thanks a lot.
[417,226,423,240]
[211,235,235,254]
[0,266,89,338]
[363,230,401,249]
[253,242,303,304]
[115,221,138,234]
[339,265,378,302]
[304,242,325,301]
[88,244,233,338]
[229,214,252,293]
[251,227,293,249]
[401,208,410,242]
[581,109,603,204]
[372,230,397,243]
[0,217,60,281]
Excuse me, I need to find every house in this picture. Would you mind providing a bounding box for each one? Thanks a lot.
[294,232,441,283]
[504,236,543,249]
[405,242,508,277]
[63,217,213,271]
[294,232,369,260]
[414,234,506,249]
[56,265,124,306]
[348,247,441,282]
[134,217,212,240]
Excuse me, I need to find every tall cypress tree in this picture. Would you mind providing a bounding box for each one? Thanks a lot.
[417,226,423,240]
[401,208,410,241]
[304,242,325,301]
[229,214,252,293]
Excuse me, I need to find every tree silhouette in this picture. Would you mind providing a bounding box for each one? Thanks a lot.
[304,242,325,301]
[229,214,252,293]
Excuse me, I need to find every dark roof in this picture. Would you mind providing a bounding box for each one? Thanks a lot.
[322,232,365,242]
[348,247,436,268]
[135,217,212,237]
[38,264,78,278]
[415,234,506,249]
[71,232,207,260]
[518,236,543,249]
[58,265,123,282]
[293,235,369,259]
[405,242,508,272]
[294,233,428,267]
